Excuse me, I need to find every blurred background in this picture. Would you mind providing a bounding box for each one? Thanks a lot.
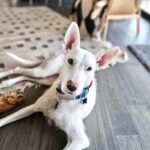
[0,1,150,150]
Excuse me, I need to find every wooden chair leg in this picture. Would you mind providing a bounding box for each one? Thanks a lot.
[137,18,140,34]
[102,20,109,41]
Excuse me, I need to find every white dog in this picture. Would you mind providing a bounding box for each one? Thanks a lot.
[0,22,127,150]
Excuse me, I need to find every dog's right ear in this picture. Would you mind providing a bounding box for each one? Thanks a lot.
[63,22,80,53]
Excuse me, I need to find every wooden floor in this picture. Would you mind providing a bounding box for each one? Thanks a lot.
[0,8,150,150]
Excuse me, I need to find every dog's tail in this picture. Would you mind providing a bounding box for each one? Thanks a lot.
[0,104,36,127]
[6,51,42,67]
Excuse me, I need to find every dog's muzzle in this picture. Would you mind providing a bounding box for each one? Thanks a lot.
[56,81,93,104]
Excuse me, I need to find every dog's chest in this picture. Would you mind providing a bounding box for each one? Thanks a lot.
[50,100,86,128]
[50,89,96,128]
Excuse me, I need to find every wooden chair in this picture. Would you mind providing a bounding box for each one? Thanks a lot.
[101,0,141,40]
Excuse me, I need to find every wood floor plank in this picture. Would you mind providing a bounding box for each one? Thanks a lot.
[95,89,119,150]
[128,106,150,150]
[85,110,109,150]
[116,135,145,150]
[96,69,138,136]
[112,65,150,104]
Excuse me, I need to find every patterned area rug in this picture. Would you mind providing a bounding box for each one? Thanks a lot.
[0,6,112,94]
[128,45,150,72]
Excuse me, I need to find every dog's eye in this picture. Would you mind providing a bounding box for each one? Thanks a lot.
[87,67,92,71]
[68,58,73,65]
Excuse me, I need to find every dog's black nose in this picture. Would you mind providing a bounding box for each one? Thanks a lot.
[67,80,77,92]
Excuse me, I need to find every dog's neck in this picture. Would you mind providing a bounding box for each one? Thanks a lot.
[56,80,93,104]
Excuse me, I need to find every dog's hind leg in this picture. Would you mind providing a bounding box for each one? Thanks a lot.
[0,75,58,89]
[0,104,36,127]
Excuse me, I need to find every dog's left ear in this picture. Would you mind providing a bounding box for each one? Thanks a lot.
[63,22,80,53]
[96,46,128,70]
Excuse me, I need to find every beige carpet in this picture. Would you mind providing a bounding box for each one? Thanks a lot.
[0,6,112,93]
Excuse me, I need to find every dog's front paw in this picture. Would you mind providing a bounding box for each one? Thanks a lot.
[63,145,81,150]
[63,140,89,150]
[63,146,72,150]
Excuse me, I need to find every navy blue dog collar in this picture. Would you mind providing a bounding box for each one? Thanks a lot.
[76,87,89,104]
